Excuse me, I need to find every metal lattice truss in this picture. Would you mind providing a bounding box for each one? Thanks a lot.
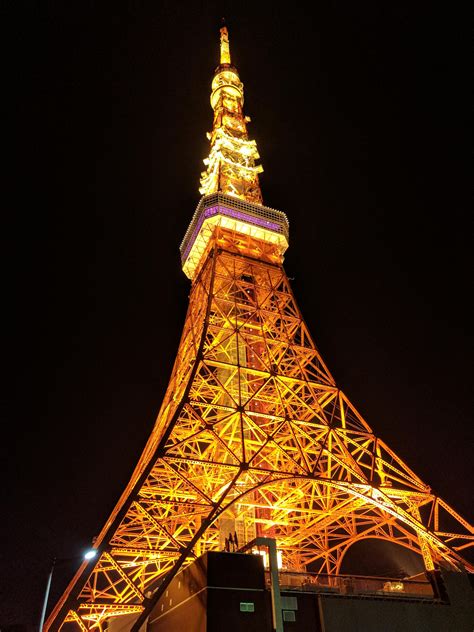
[46,25,473,632]
[47,233,474,631]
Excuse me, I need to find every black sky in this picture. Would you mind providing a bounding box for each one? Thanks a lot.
[3,1,473,627]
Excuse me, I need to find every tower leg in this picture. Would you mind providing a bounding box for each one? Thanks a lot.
[412,506,434,571]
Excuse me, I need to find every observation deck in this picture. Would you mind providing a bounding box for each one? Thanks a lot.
[180,193,290,279]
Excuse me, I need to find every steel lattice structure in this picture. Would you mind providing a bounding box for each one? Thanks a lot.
[46,26,473,632]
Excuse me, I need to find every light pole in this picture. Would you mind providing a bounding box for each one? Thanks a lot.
[39,549,97,632]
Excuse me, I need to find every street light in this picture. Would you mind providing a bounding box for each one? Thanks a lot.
[39,549,97,631]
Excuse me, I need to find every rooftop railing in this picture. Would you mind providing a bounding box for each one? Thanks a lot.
[268,570,435,601]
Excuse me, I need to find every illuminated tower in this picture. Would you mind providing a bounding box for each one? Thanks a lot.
[46,25,473,632]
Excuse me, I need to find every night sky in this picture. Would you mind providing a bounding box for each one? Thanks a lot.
[4,2,473,627]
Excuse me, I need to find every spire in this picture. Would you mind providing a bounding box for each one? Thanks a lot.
[199,25,264,205]
[220,24,231,65]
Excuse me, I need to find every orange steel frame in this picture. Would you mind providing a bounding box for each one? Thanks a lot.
[46,230,473,631]
[45,26,473,632]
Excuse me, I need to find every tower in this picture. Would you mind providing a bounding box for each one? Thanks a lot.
[45,25,473,632]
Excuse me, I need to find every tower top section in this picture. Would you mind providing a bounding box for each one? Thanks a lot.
[182,27,289,280]
[199,26,264,205]
[219,24,231,65]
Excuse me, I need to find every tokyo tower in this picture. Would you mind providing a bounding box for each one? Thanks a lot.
[45,25,474,632]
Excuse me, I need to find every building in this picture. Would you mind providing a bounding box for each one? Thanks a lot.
[106,548,474,631]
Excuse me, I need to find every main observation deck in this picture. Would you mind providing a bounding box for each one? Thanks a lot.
[180,193,290,279]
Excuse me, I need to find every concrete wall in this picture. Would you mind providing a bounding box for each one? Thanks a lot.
[318,572,474,632]
[108,613,147,632]
[147,551,270,632]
